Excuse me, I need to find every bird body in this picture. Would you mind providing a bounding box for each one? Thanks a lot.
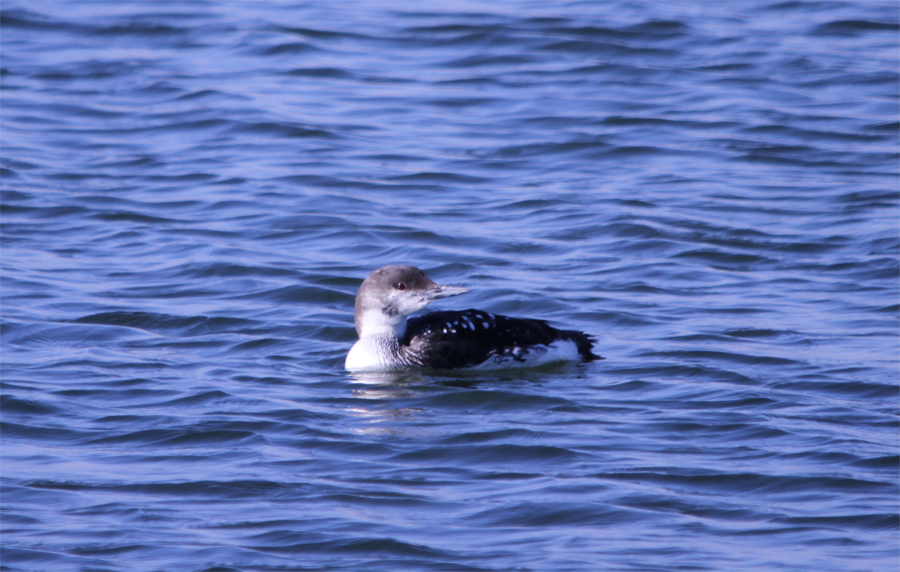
[345,265,599,372]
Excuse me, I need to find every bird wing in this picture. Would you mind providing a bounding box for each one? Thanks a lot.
[401,309,574,369]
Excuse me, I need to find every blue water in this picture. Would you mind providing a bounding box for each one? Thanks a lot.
[2,1,898,571]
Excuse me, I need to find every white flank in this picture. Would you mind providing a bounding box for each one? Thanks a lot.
[471,340,581,370]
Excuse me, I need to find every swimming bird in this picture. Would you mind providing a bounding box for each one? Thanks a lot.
[345,265,600,371]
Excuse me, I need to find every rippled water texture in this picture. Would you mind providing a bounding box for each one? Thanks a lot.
[2,1,898,571]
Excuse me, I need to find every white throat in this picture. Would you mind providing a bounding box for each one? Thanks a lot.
[346,309,409,372]
[355,309,407,339]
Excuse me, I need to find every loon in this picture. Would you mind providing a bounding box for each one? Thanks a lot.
[345,265,600,372]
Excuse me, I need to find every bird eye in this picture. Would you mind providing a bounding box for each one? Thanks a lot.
[396,282,406,290]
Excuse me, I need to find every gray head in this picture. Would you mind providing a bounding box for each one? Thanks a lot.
[354,265,468,337]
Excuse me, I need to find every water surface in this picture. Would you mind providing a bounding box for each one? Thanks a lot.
[2,1,898,571]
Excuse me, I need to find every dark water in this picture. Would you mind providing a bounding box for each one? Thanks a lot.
[2,1,898,571]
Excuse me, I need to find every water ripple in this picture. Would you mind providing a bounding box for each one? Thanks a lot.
[2,1,897,571]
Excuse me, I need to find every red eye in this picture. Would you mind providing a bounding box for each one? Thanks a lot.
[396,283,406,290]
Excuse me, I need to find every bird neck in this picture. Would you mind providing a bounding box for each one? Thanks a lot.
[355,308,407,339]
